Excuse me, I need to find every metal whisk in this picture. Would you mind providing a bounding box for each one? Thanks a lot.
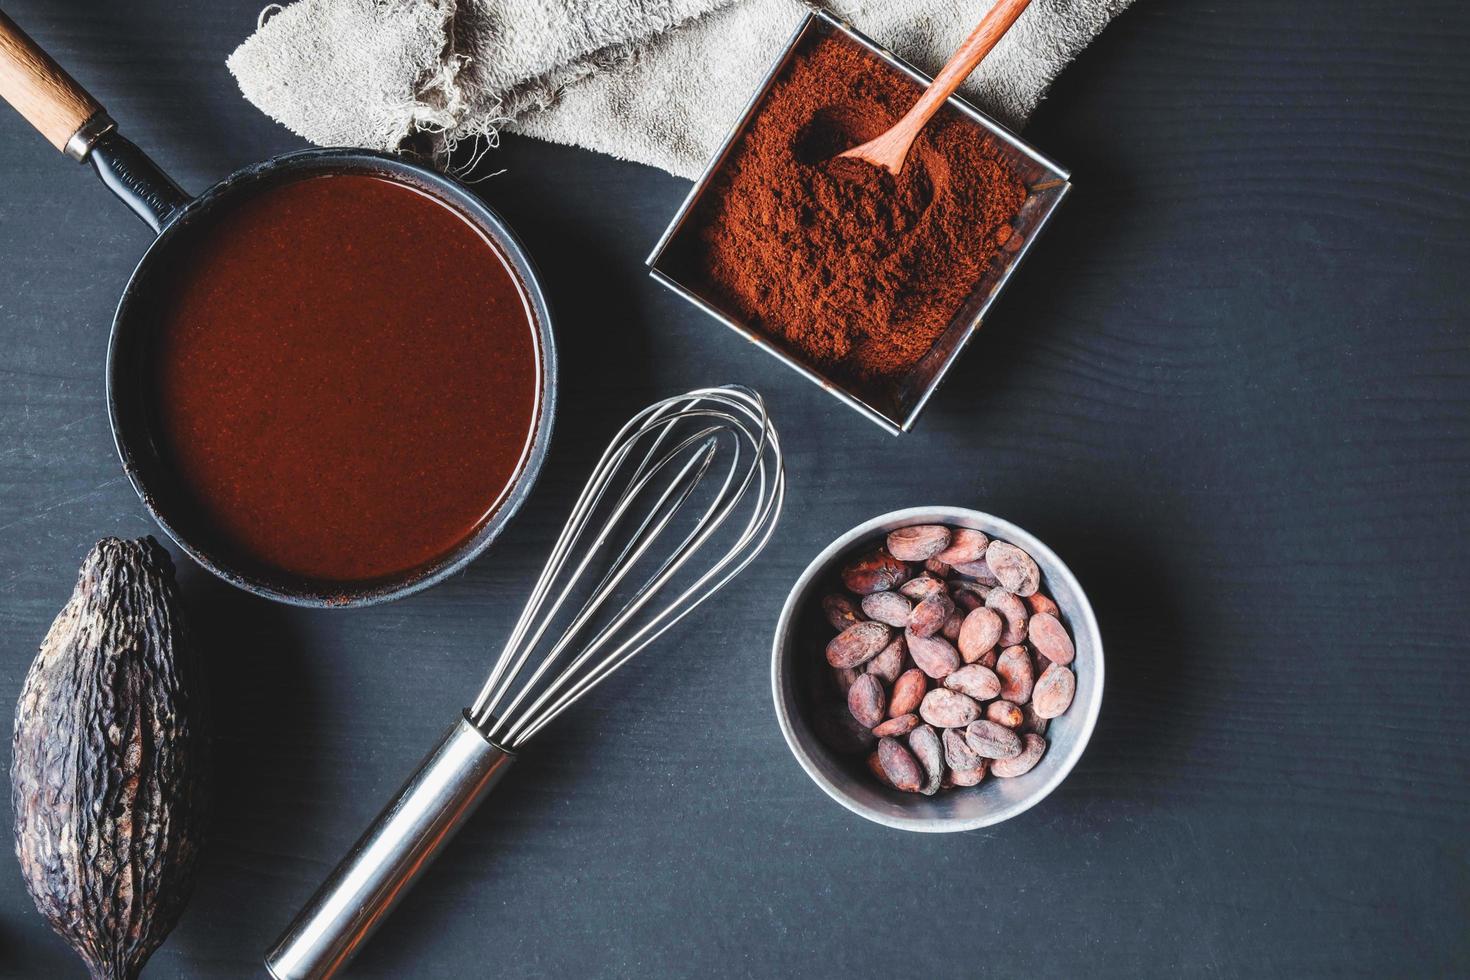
[266,386,784,980]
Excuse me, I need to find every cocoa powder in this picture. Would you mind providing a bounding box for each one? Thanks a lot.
[686,32,1027,386]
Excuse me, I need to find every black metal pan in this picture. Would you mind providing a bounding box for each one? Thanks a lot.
[0,10,557,607]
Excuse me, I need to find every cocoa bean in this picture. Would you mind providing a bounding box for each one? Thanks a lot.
[1028,612,1075,666]
[861,591,912,627]
[908,724,945,796]
[1026,592,1060,618]
[985,700,1024,728]
[995,645,1035,703]
[964,719,1024,760]
[908,592,954,639]
[814,708,876,754]
[919,688,981,728]
[872,713,920,737]
[867,751,895,787]
[985,540,1040,596]
[951,587,983,612]
[1032,663,1076,719]
[889,668,928,717]
[977,648,998,669]
[985,589,1029,646]
[949,762,988,786]
[822,593,865,632]
[832,666,862,696]
[943,727,985,771]
[865,637,906,685]
[941,610,964,642]
[887,525,951,561]
[1020,703,1050,736]
[878,737,923,792]
[905,629,961,679]
[950,559,1000,586]
[841,549,909,595]
[991,733,1047,777]
[943,664,1001,701]
[847,673,886,728]
[925,557,953,577]
[825,621,892,668]
[935,527,989,565]
[957,607,1002,662]
[898,575,945,601]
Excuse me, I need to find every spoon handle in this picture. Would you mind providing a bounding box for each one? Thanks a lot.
[898,0,1033,136]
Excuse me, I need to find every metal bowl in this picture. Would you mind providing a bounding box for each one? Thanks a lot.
[771,507,1102,832]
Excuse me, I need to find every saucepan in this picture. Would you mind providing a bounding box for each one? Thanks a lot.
[0,10,557,607]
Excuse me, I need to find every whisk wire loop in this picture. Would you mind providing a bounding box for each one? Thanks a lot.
[470,386,784,748]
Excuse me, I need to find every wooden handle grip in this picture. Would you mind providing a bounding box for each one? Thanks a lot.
[0,9,103,152]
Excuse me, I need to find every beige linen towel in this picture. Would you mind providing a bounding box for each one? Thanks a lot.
[229,0,1133,178]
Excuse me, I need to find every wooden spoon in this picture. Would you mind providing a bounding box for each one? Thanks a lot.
[838,0,1035,176]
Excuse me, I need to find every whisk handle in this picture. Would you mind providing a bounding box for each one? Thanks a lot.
[265,713,514,980]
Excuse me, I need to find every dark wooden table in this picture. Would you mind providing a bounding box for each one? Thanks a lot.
[2,1,1466,976]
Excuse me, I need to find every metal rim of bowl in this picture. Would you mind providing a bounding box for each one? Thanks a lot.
[106,149,559,608]
[770,506,1104,832]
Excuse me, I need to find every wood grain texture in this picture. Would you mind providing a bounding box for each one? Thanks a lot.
[0,9,101,151]
[0,0,1467,977]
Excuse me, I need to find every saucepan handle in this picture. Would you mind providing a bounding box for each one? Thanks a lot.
[0,8,189,232]
[0,8,111,159]
[265,713,515,980]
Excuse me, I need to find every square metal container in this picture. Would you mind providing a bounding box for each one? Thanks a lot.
[647,10,1072,434]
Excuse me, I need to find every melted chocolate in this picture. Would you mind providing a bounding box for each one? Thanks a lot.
[147,173,540,586]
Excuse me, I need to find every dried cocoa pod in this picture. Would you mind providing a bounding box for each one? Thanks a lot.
[935,527,989,565]
[919,688,981,728]
[841,549,909,595]
[943,664,1001,701]
[1019,703,1050,736]
[941,610,964,642]
[950,559,1000,587]
[908,724,945,796]
[889,668,928,717]
[995,645,1035,703]
[11,539,206,980]
[957,607,1003,662]
[826,620,892,668]
[985,540,1040,596]
[878,737,924,792]
[861,590,913,627]
[943,728,985,772]
[949,761,988,786]
[985,588,1029,646]
[905,629,961,679]
[847,673,886,728]
[991,734,1047,777]
[1032,663,1076,719]
[924,557,953,577]
[865,637,906,685]
[887,525,951,561]
[822,594,865,632]
[1028,612,1075,666]
[964,719,1024,760]
[898,575,945,601]
[867,751,895,788]
[985,700,1024,728]
[1026,592,1060,618]
[872,713,920,738]
[908,592,954,639]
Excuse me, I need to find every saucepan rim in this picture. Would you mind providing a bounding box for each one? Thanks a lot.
[105,148,558,608]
